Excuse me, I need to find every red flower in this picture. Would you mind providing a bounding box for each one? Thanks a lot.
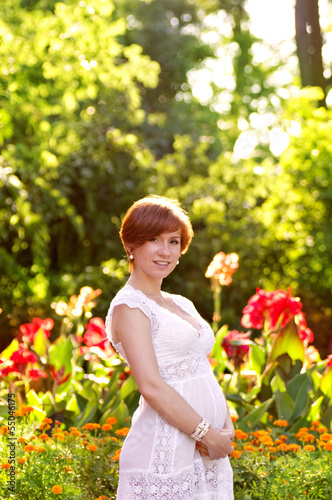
[222,330,250,366]
[19,318,54,342]
[83,318,109,350]
[50,366,71,386]
[10,346,37,373]
[327,354,332,369]
[205,252,239,286]
[241,288,302,331]
[27,368,48,381]
[0,359,20,377]
[296,312,314,343]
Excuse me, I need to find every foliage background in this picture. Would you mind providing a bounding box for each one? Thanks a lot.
[0,0,331,356]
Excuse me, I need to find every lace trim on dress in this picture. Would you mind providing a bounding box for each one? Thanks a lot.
[118,459,233,499]
[159,355,211,383]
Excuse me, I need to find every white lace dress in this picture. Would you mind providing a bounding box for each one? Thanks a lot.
[105,284,234,500]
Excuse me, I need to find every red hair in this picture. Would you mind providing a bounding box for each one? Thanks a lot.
[120,196,194,265]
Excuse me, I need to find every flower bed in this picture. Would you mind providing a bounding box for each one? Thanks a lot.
[1,410,331,499]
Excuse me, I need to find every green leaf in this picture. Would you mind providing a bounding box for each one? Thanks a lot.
[268,320,305,365]
[0,339,20,359]
[320,367,332,399]
[33,328,47,357]
[239,398,273,431]
[274,390,295,421]
[119,375,138,401]
[48,336,74,372]
[248,344,266,376]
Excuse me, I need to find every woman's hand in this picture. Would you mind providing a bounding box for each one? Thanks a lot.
[198,428,234,460]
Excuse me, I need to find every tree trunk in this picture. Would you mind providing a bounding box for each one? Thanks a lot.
[295,0,326,105]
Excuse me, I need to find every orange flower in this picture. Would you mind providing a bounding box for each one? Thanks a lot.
[51,485,63,494]
[24,444,36,453]
[53,432,65,441]
[17,458,26,465]
[18,437,27,444]
[1,463,11,470]
[304,433,315,443]
[288,444,301,452]
[231,414,238,423]
[111,449,121,461]
[317,425,328,433]
[82,423,101,431]
[36,446,46,453]
[39,433,50,441]
[115,427,130,436]
[69,427,81,437]
[88,444,97,452]
[303,445,315,452]
[273,419,288,427]
[230,450,242,458]
[319,433,332,442]
[15,405,34,417]
[244,445,255,451]
[276,443,289,452]
[63,466,72,472]
[323,442,332,450]
[234,429,248,440]
[106,417,117,425]
[0,426,9,435]
[102,424,113,431]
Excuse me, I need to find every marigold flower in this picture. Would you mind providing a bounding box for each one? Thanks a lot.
[235,429,248,440]
[102,424,113,431]
[69,427,81,437]
[319,433,332,442]
[0,426,9,435]
[88,444,98,452]
[111,449,121,461]
[303,445,315,452]
[24,444,36,453]
[288,443,301,452]
[244,445,255,451]
[36,446,46,453]
[276,443,289,452]
[1,462,11,470]
[18,437,27,444]
[17,458,26,465]
[230,450,242,458]
[317,425,328,433]
[304,433,315,443]
[82,423,101,431]
[115,427,130,436]
[39,433,50,441]
[269,447,276,452]
[15,405,34,417]
[51,485,63,494]
[106,417,117,425]
[63,466,72,472]
[323,442,332,450]
[273,419,288,427]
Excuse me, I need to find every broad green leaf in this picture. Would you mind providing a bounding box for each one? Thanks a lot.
[320,367,332,399]
[0,339,20,359]
[268,320,305,365]
[48,336,74,372]
[119,374,138,401]
[239,398,273,431]
[275,390,295,421]
[33,328,47,357]
[248,344,266,376]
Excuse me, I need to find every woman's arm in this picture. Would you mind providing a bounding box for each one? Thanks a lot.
[112,304,234,459]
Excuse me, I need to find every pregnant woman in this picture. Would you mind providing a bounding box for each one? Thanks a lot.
[106,195,234,499]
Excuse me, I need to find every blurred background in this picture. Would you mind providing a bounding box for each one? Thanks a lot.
[0,0,331,357]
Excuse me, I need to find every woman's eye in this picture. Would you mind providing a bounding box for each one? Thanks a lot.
[150,237,158,242]
[171,240,180,245]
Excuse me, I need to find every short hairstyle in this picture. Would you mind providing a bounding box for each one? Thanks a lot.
[120,196,194,264]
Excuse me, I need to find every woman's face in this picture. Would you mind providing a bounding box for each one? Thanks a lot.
[129,230,182,280]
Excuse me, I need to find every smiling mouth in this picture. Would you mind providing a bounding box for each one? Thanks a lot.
[154,261,170,266]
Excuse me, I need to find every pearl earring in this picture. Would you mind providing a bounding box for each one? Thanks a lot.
[177,260,179,265]
[129,254,134,260]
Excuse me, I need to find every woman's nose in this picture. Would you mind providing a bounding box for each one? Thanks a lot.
[158,242,171,256]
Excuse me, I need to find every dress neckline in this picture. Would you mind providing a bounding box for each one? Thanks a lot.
[124,284,203,336]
